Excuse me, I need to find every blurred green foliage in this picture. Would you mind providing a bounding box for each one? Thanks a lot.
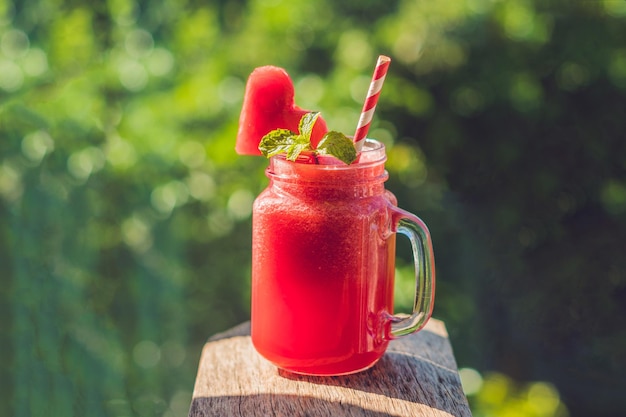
[1,0,625,416]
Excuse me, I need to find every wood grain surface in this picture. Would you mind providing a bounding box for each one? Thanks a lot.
[189,319,471,417]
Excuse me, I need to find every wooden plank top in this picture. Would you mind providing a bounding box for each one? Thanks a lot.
[189,319,472,417]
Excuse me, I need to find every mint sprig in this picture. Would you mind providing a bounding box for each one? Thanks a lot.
[258,112,357,165]
[258,128,310,160]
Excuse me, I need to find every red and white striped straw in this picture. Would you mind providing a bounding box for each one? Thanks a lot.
[353,55,391,152]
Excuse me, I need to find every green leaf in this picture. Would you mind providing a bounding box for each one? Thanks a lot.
[298,112,320,139]
[258,129,295,158]
[259,129,311,160]
[316,131,358,165]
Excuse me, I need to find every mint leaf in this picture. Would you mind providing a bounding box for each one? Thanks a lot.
[298,112,320,139]
[316,131,358,165]
[259,129,295,158]
[259,129,311,161]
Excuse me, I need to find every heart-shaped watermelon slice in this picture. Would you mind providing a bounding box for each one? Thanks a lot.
[236,66,328,156]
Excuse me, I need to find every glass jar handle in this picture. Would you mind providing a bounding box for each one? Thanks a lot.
[387,206,436,339]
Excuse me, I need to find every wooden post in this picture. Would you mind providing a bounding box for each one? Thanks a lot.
[189,319,472,416]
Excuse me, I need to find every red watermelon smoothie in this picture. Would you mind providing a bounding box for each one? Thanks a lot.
[251,140,399,375]
[241,64,435,376]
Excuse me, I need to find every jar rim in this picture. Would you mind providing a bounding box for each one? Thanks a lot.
[266,139,388,185]
[270,139,386,170]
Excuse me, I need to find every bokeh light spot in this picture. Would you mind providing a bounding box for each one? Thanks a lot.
[151,181,190,214]
[386,143,427,187]
[336,30,373,70]
[146,47,174,77]
[0,59,23,91]
[509,73,543,112]
[122,215,153,252]
[527,382,560,416]
[118,59,148,91]
[480,373,512,405]
[557,62,589,91]
[67,147,106,180]
[21,47,49,77]
[227,189,254,220]
[105,134,138,169]
[125,29,154,58]
[133,340,161,368]
[218,76,245,106]
[186,171,216,201]
[601,180,626,215]
[393,31,426,65]
[1,29,29,58]
[499,2,535,41]
[21,130,54,163]
[459,367,484,396]
[608,49,626,89]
